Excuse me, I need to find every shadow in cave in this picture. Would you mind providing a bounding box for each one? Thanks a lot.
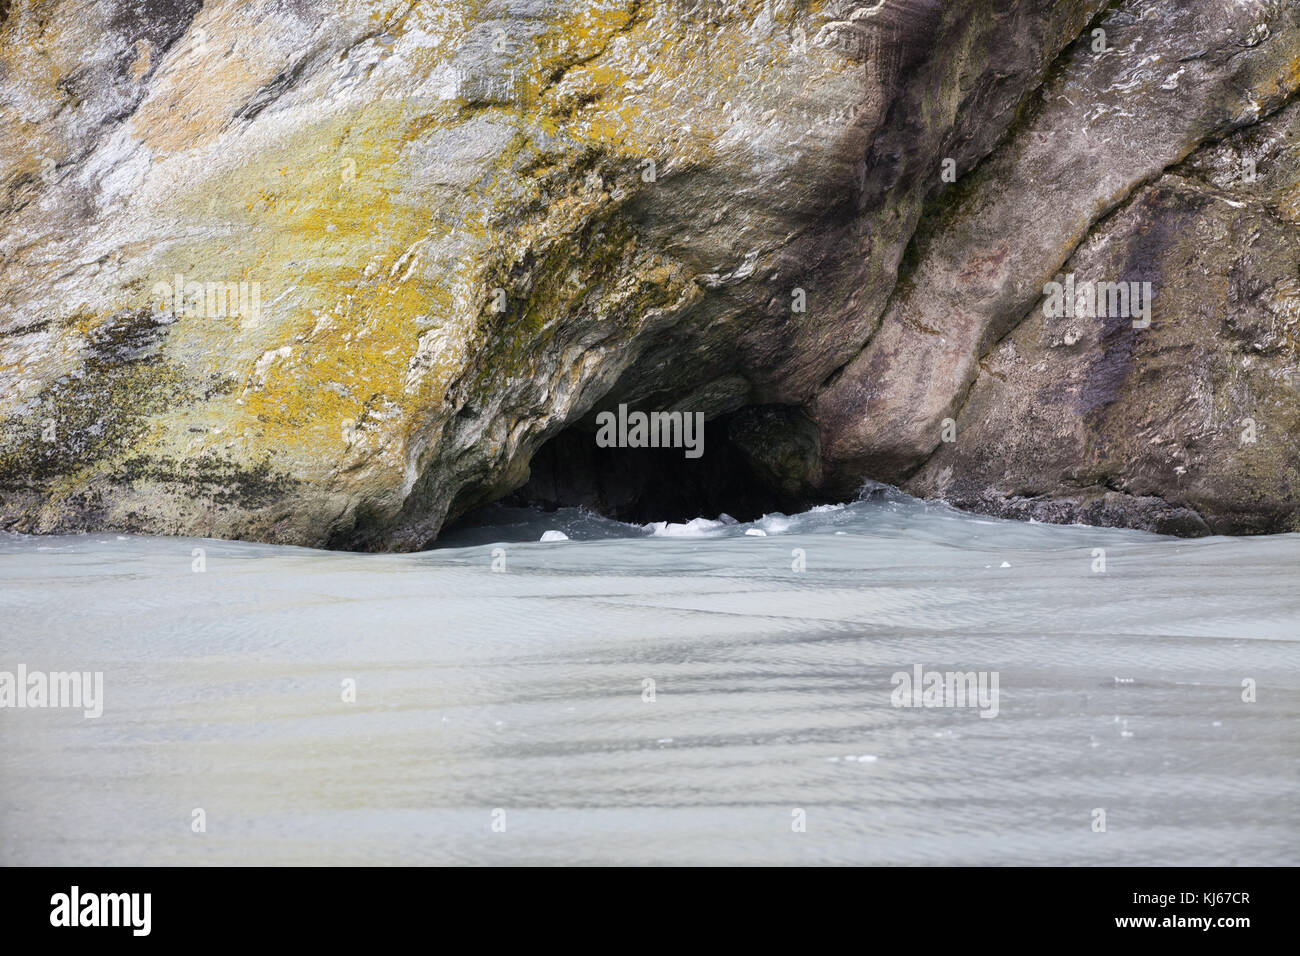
[447,405,837,532]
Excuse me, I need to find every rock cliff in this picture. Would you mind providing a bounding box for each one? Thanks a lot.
[1,0,1296,548]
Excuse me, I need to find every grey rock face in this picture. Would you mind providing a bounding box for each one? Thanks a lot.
[907,99,1300,534]
[0,0,1297,547]
[813,0,1300,533]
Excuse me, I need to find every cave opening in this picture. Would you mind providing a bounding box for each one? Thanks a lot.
[448,404,836,532]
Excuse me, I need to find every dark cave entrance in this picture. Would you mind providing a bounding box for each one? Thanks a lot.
[477,404,831,527]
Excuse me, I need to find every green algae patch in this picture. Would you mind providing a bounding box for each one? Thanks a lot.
[0,309,194,488]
